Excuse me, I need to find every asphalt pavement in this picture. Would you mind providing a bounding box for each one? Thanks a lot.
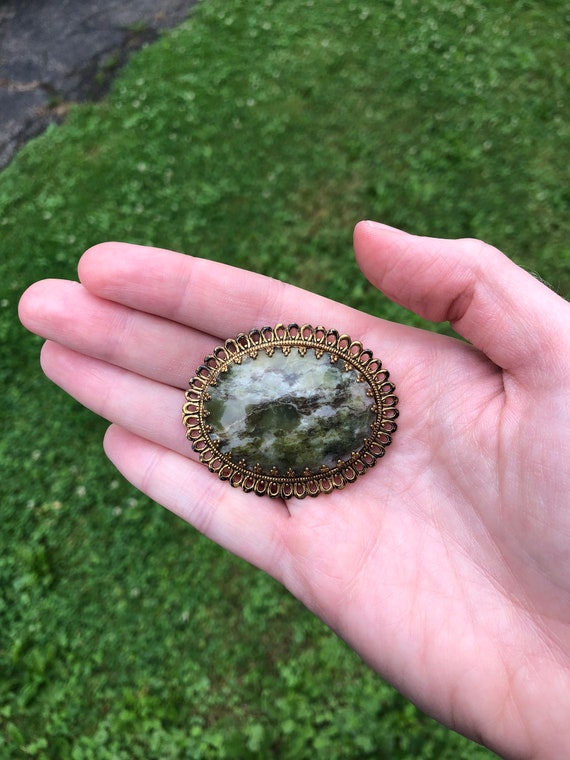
[0,0,198,169]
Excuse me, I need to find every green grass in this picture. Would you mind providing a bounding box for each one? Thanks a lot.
[1,0,568,756]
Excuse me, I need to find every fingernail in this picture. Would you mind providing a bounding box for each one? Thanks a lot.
[363,220,406,234]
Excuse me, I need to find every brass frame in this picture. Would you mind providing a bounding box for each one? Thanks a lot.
[183,324,399,499]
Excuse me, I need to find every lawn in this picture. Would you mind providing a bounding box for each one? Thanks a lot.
[1,0,568,757]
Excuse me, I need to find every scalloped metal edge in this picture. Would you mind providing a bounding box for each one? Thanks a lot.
[182,323,398,499]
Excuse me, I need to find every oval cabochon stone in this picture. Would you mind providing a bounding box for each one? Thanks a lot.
[206,349,375,474]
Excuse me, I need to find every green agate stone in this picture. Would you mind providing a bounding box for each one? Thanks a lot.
[206,350,375,474]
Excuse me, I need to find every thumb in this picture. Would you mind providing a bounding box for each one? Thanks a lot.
[354,220,570,380]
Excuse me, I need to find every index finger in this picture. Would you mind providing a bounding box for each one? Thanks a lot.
[77,241,386,343]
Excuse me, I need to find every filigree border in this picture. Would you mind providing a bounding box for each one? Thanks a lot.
[183,323,399,499]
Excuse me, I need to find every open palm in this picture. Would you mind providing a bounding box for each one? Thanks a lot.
[19,221,570,758]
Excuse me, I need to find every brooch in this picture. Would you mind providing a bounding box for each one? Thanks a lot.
[183,324,398,499]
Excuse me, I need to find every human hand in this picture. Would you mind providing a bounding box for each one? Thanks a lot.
[18,222,570,758]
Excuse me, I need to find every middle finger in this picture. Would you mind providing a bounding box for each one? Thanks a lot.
[22,279,218,389]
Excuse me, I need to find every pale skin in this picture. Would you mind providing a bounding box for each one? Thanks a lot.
[18,221,570,758]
